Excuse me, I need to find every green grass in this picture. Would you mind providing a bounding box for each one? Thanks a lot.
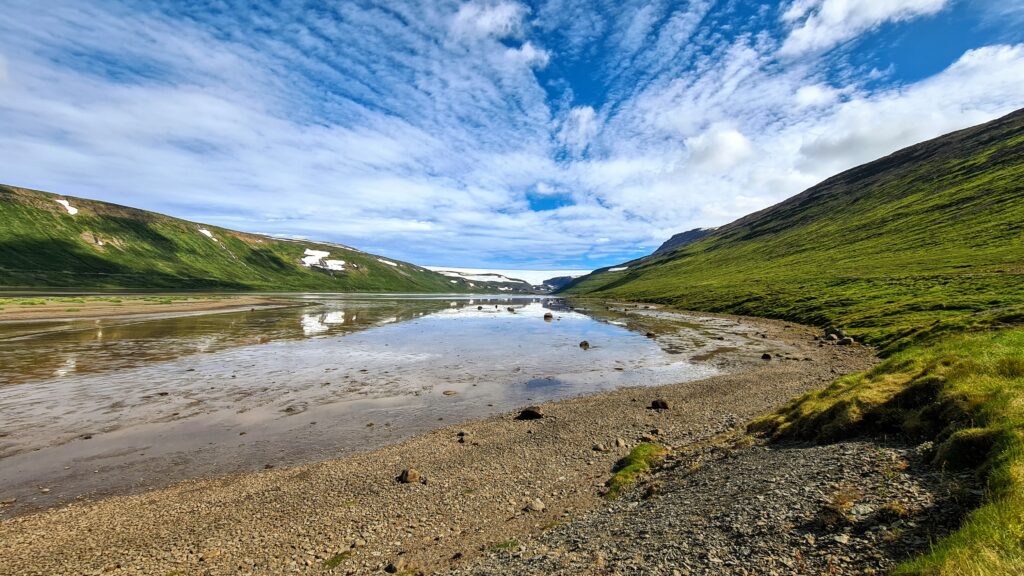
[0,184,484,293]
[752,330,1024,575]
[564,112,1024,355]
[566,110,1024,573]
[605,442,667,499]
[322,551,351,570]
[489,539,520,553]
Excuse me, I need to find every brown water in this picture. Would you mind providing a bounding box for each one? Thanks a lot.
[0,295,775,517]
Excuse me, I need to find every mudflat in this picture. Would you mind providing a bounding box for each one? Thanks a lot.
[0,294,291,323]
[0,315,877,575]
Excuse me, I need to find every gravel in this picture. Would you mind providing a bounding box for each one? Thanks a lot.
[0,314,885,575]
[451,439,978,575]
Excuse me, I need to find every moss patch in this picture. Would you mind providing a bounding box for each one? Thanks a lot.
[606,442,668,499]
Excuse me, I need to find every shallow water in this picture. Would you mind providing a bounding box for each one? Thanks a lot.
[0,295,771,516]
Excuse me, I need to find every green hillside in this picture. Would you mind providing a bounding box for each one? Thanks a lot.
[566,109,1024,574]
[565,110,1024,353]
[0,185,475,292]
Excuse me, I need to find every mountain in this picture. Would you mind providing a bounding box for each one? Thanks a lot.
[427,268,536,293]
[563,109,1024,576]
[0,185,475,292]
[651,227,714,256]
[539,275,577,292]
[563,108,1024,352]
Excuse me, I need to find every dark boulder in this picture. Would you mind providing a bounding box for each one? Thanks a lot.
[516,406,545,420]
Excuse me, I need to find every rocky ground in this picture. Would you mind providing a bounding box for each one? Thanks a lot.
[451,438,979,575]
[0,315,904,575]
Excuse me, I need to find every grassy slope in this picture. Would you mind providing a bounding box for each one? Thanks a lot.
[565,109,1024,574]
[0,185,473,293]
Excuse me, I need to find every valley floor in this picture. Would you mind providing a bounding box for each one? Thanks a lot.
[0,314,956,575]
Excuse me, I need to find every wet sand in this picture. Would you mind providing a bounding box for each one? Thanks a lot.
[0,294,291,323]
[0,298,774,518]
[0,312,878,576]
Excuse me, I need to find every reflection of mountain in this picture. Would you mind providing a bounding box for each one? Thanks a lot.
[0,298,462,385]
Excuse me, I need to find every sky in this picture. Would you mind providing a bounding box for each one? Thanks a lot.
[1,1,1023,272]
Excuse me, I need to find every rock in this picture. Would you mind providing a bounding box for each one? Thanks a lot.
[442,390,457,396]
[650,428,663,436]
[826,333,839,342]
[543,312,554,320]
[525,498,546,512]
[579,340,590,350]
[593,443,609,452]
[615,437,627,448]
[397,468,421,484]
[649,399,670,410]
[645,332,656,338]
[833,534,851,545]
[761,353,772,360]
[507,307,516,313]
[384,559,407,573]
[516,406,545,420]
[640,434,658,442]
[477,306,483,310]
[837,337,855,345]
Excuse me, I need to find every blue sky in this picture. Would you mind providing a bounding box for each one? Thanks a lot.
[1,1,1023,272]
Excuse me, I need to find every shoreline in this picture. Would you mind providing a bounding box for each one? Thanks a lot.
[0,294,297,324]
[0,314,882,575]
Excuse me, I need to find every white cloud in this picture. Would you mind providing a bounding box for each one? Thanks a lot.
[795,83,840,108]
[686,124,754,172]
[0,2,1022,271]
[452,1,529,39]
[506,41,550,68]
[558,105,598,154]
[780,0,949,56]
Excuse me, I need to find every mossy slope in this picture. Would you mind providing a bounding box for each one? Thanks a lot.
[566,109,1024,574]
[1,185,472,292]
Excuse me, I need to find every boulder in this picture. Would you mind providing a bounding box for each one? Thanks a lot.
[615,437,628,448]
[525,498,546,512]
[516,406,545,420]
[761,353,772,360]
[543,312,554,321]
[397,468,421,484]
[579,340,591,350]
[645,332,656,338]
[837,337,855,345]
[649,399,670,410]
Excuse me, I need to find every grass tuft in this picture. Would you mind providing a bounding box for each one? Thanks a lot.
[605,442,667,499]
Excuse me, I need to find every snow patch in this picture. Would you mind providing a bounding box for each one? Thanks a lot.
[198,228,218,242]
[608,266,629,272]
[377,258,399,267]
[301,248,345,271]
[55,199,78,215]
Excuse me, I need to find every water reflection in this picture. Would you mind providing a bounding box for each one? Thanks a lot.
[0,295,769,517]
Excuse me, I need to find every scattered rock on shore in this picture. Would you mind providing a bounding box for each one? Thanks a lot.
[649,399,670,410]
[579,340,590,350]
[516,406,545,420]
[397,468,422,484]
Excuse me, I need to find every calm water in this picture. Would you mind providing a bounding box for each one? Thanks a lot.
[0,295,770,516]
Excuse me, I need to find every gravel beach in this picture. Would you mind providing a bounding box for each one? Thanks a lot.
[0,315,890,575]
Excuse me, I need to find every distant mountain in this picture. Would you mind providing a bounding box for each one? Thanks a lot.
[540,275,577,291]
[652,227,714,256]
[428,269,536,293]
[562,108,1024,350]
[0,185,475,292]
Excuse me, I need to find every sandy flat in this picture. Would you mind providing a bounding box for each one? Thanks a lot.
[0,314,878,575]
[0,295,292,323]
